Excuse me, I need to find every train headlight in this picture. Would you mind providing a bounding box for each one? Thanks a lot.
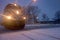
[6,16,12,20]
[23,17,26,20]
[14,4,17,6]
[16,10,19,15]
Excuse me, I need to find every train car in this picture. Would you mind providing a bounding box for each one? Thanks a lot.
[2,3,26,30]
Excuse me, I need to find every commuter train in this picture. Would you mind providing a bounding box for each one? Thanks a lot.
[2,3,26,30]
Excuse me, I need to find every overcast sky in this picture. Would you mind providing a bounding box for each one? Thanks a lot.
[0,0,60,20]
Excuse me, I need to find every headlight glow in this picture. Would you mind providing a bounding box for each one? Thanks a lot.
[16,10,19,14]
[14,4,17,6]
[23,17,26,20]
[6,16,12,20]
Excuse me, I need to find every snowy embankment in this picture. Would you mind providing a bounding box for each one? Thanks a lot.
[0,25,60,40]
[0,24,60,33]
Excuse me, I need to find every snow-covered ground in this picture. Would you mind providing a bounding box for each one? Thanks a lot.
[0,24,60,40]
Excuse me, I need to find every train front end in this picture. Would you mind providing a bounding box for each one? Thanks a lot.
[2,4,26,30]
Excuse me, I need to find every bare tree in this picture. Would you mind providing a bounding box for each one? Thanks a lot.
[26,6,40,23]
[54,11,60,23]
[42,13,49,21]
